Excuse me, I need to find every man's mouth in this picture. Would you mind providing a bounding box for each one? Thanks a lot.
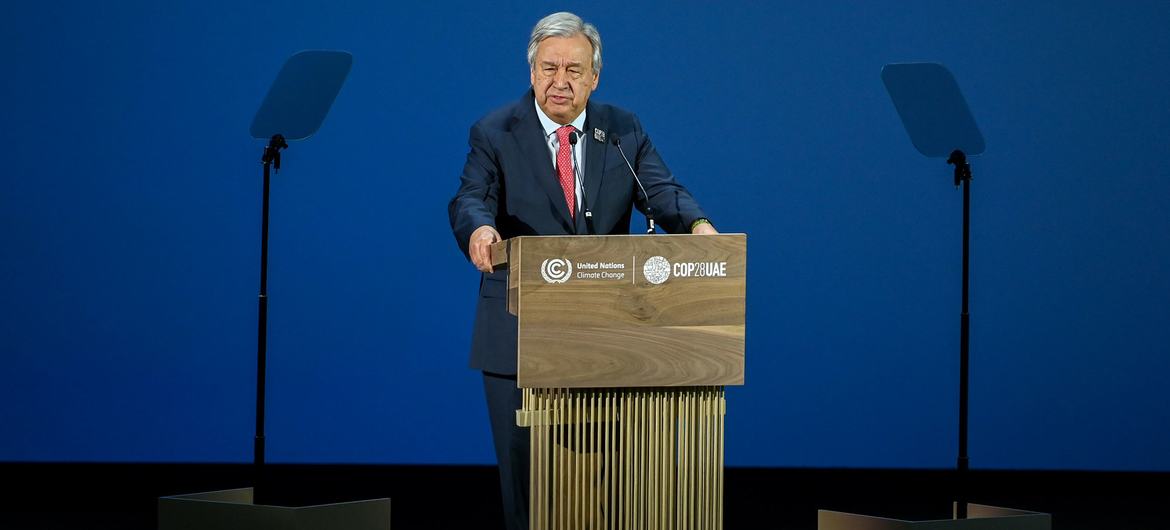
[549,94,570,104]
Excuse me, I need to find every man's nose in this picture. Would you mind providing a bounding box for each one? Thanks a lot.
[552,68,569,87]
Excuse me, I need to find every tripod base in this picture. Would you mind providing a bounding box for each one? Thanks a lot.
[159,488,391,530]
[819,503,1050,530]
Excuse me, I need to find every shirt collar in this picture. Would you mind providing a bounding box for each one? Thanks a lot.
[533,97,587,139]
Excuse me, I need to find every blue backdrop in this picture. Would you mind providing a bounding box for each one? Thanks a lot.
[2,0,1168,470]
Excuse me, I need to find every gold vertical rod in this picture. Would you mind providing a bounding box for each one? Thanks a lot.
[541,388,547,530]
[711,386,720,526]
[686,389,695,530]
[615,389,621,530]
[708,388,716,530]
[660,390,668,529]
[549,390,555,530]
[673,388,683,528]
[714,388,720,530]
[585,391,591,530]
[549,389,555,530]
[650,390,658,530]
[690,388,697,530]
[608,391,615,530]
[546,389,553,530]
[525,389,532,530]
[564,388,569,530]
[537,389,543,530]
[592,392,599,530]
[692,388,700,530]
[542,389,549,530]
[533,388,539,530]
[678,388,683,528]
[548,389,554,530]
[629,389,637,530]
[530,388,536,530]
[633,389,640,530]
[535,386,540,528]
[676,390,683,530]
[706,388,714,530]
[692,388,702,528]
[589,391,595,530]
[706,383,716,528]
[586,391,592,530]
[554,388,561,530]
[630,390,637,530]
[623,389,631,530]
[704,388,711,530]
[691,388,699,530]
[618,389,626,530]
[663,390,670,529]
[558,389,565,530]
[573,388,577,528]
[544,389,549,530]
[618,390,625,530]
[692,386,702,526]
[580,388,585,528]
[562,389,569,530]
[634,390,642,530]
[694,388,701,530]
[562,388,568,530]
[641,390,649,529]
[531,389,539,530]
[646,390,654,530]
[568,391,575,530]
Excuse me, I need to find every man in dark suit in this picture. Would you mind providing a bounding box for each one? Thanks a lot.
[447,11,717,530]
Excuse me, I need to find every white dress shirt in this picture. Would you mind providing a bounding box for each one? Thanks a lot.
[533,99,586,211]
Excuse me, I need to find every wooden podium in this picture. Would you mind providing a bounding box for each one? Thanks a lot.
[491,234,746,530]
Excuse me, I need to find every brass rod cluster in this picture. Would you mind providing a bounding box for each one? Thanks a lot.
[519,387,726,530]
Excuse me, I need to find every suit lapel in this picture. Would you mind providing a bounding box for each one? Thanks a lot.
[583,102,609,228]
[511,92,574,230]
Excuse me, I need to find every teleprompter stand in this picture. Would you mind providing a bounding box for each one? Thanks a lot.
[159,50,391,530]
[816,63,1049,530]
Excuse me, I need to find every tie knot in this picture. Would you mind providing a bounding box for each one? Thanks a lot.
[556,125,577,143]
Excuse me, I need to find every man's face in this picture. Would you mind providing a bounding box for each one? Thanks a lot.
[530,33,600,125]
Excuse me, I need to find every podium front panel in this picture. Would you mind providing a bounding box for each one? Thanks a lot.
[510,234,746,389]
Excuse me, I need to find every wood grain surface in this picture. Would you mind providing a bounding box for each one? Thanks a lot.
[500,234,746,388]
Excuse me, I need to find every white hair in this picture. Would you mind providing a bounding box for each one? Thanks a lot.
[527,12,602,74]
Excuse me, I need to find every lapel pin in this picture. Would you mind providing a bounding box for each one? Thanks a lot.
[593,128,606,143]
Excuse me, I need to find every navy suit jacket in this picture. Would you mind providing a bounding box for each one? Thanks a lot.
[448,89,708,374]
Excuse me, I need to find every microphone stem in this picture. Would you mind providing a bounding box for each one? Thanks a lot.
[614,140,655,233]
[569,133,592,234]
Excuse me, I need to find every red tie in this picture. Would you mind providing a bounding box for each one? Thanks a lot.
[555,125,577,219]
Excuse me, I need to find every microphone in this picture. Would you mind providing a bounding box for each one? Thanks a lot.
[611,135,655,233]
[567,131,594,234]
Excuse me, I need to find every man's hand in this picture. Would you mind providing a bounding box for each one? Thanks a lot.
[469,225,502,273]
[691,222,719,235]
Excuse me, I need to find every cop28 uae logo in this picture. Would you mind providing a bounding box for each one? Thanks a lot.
[642,256,671,285]
[540,258,573,283]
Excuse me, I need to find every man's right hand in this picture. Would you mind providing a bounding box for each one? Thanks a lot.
[469,225,502,273]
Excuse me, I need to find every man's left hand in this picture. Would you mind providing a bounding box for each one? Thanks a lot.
[691,223,718,235]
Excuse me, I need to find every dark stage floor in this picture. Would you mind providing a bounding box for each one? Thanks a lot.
[0,463,1164,529]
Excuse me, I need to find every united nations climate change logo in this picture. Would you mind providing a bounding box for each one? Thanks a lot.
[540,258,573,284]
[642,256,671,285]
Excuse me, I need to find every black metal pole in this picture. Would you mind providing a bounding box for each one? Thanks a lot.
[255,134,286,504]
[949,149,972,519]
